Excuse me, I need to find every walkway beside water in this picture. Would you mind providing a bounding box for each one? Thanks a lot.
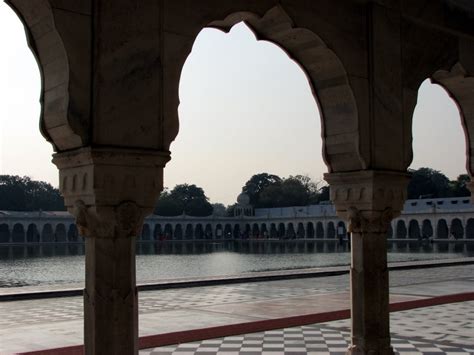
[0,262,473,354]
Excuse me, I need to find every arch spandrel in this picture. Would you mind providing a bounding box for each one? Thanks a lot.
[6,0,91,151]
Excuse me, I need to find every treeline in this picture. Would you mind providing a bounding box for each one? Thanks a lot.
[0,168,471,213]
[0,175,65,211]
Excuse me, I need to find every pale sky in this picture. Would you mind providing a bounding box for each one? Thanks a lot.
[0,4,467,205]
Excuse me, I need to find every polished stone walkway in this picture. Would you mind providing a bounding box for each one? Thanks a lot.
[0,263,473,354]
[141,301,474,354]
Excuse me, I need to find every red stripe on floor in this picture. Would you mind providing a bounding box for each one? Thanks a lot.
[19,291,474,355]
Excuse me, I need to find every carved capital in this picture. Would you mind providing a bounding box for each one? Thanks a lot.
[347,206,394,234]
[53,147,170,238]
[324,170,410,234]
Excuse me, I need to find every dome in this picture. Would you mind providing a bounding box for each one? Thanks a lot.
[237,192,250,206]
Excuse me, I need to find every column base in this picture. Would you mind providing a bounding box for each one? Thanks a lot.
[346,344,394,355]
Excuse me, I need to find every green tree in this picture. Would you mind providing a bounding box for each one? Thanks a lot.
[242,173,282,206]
[258,175,323,208]
[0,175,65,211]
[212,203,227,216]
[450,174,470,197]
[407,168,451,199]
[154,184,213,216]
[153,189,182,216]
[317,185,330,202]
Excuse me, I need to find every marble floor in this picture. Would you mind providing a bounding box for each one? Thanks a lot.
[141,301,474,354]
[0,264,473,354]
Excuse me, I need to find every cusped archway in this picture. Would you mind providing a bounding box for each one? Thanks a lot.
[206,6,359,173]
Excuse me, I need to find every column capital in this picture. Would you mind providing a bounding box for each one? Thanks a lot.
[53,147,170,238]
[324,170,410,234]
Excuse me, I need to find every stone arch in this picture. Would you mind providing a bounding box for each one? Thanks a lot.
[243,224,251,239]
[184,224,193,240]
[215,224,223,239]
[277,223,286,239]
[12,223,25,243]
[164,224,173,240]
[195,224,204,239]
[327,222,335,239]
[296,222,305,238]
[270,223,277,238]
[233,224,240,239]
[437,219,449,239]
[42,223,54,242]
[432,64,474,176]
[223,224,232,239]
[6,0,89,150]
[286,223,296,239]
[422,219,433,239]
[316,221,324,239]
[0,224,10,243]
[260,223,268,238]
[466,218,474,239]
[451,218,464,239]
[154,224,163,240]
[307,222,315,238]
[68,224,78,242]
[396,220,407,239]
[408,220,421,240]
[27,224,40,243]
[174,224,183,240]
[196,5,360,173]
[252,223,260,238]
[55,223,67,242]
[205,224,213,239]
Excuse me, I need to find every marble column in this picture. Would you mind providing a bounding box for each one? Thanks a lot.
[325,171,409,355]
[53,148,169,355]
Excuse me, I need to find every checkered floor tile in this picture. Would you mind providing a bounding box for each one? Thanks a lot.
[139,324,474,354]
[140,301,474,355]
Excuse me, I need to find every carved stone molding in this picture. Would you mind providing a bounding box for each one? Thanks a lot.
[347,206,394,234]
[53,147,170,238]
[324,170,410,234]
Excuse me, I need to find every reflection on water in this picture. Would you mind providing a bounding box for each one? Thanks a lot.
[0,241,473,288]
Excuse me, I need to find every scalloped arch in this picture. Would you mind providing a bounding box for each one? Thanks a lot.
[431,63,474,176]
[6,0,85,151]
[204,5,362,173]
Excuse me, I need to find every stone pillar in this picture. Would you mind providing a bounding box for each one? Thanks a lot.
[53,147,169,355]
[325,171,409,355]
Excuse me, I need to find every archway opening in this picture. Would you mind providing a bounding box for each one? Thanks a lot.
[170,21,326,208]
[410,79,468,199]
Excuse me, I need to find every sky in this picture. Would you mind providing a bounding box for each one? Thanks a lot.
[0,4,467,205]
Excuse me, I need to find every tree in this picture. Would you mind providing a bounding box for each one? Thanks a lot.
[241,173,330,208]
[318,185,330,202]
[154,184,213,216]
[212,203,227,216]
[0,175,65,211]
[153,189,182,216]
[242,173,282,206]
[450,174,470,197]
[407,168,451,199]
[258,175,323,208]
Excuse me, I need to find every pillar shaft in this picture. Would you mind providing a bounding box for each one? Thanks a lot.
[84,237,138,354]
[325,171,409,355]
[350,229,391,354]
